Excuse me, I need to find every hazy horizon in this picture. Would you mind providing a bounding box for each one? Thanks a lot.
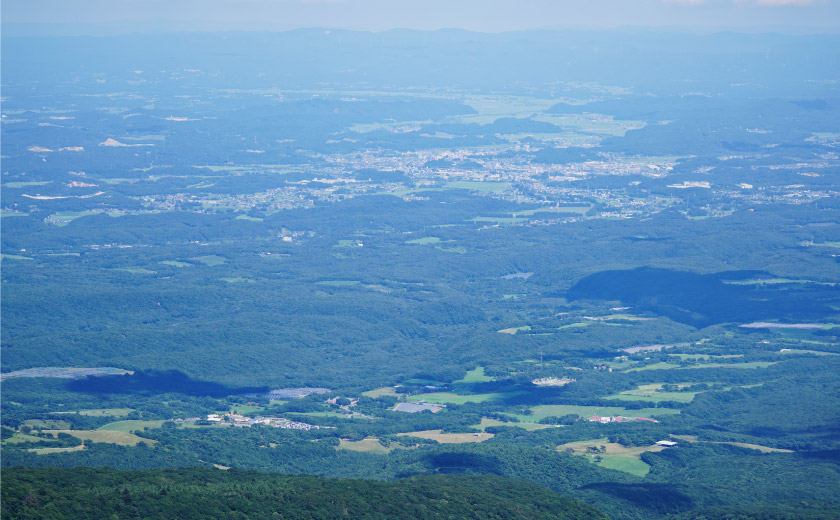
[3,0,840,36]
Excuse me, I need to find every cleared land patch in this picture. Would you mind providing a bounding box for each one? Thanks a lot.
[510,405,679,423]
[670,435,793,453]
[97,420,166,432]
[455,367,494,384]
[337,437,397,454]
[159,260,192,268]
[397,430,494,444]
[362,387,398,398]
[604,383,699,403]
[558,439,668,477]
[476,418,552,432]
[498,325,531,334]
[407,391,526,405]
[406,237,441,245]
[78,408,134,417]
[46,430,156,447]
[191,255,226,266]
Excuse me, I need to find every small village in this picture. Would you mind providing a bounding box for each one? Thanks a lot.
[180,413,334,431]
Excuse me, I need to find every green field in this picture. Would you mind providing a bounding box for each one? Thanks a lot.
[558,439,668,477]
[46,211,101,226]
[78,408,134,417]
[510,405,680,423]
[190,255,227,266]
[159,260,192,268]
[779,349,840,356]
[476,418,552,432]
[337,437,396,454]
[408,391,526,405]
[97,420,166,432]
[316,280,361,287]
[625,362,682,372]
[235,214,264,221]
[22,419,72,430]
[0,254,34,261]
[558,322,592,330]
[3,181,52,188]
[596,456,653,477]
[362,387,398,398]
[51,430,157,447]
[680,362,775,370]
[228,404,266,415]
[455,366,494,384]
[604,383,699,403]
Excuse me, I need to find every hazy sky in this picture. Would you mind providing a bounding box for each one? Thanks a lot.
[3,0,840,34]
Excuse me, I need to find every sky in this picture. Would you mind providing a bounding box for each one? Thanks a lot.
[3,0,840,35]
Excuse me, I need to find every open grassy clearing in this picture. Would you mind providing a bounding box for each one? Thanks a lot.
[510,405,679,423]
[221,277,254,283]
[3,432,52,444]
[3,181,53,188]
[669,354,743,360]
[435,245,467,254]
[532,114,646,137]
[406,236,441,245]
[235,214,263,221]
[604,383,699,403]
[498,325,531,334]
[29,445,87,455]
[779,349,840,356]
[46,211,102,226]
[97,420,166,432]
[1,254,34,261]
[624,362,683,372]
[1,212,29,218]
[78,408,134,417]
[670,435,793,453]
[407,391,526,405]
[558,322,593,330]
[397,430,494,444]
[337,437,397,454]
[596,457,654,477]
[455,366,494,384]
[48,430,156,447]
[190,255,226,266]
[362,387,398,398]
[227,404,266,415]
[159,260,192,267]
[681,361,775,369]
[22,419,72,430]
[558,439,668,477]
[476,418,553,431]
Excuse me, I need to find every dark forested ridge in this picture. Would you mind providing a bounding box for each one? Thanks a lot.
[1,467,606,520]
